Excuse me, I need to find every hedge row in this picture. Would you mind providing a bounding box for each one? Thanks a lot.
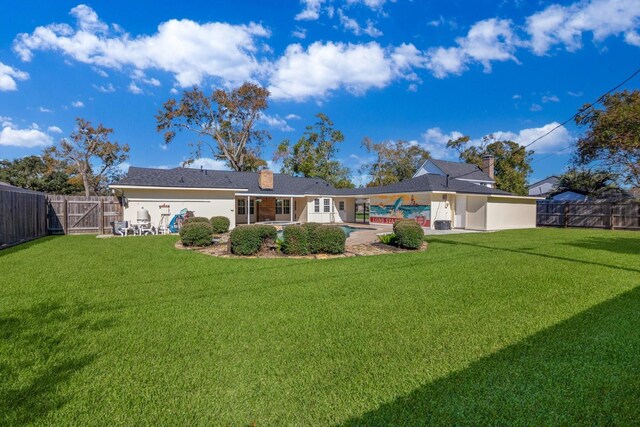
[392,219,424,249]
[180,222,213,246]
[282,223,346,255]
[229,224,278,256]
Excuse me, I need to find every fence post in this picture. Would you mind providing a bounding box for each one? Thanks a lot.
[563,203,569,228]
[63,199,68,235]
[98,199,104,234]
[610,203,615,230]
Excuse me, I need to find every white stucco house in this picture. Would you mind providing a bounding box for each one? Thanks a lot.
[110,157,540,231]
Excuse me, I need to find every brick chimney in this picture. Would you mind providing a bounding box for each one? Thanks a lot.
[258,169,273,190]
[482,155,495,180]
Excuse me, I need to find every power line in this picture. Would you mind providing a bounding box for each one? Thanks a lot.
[521,65,640,151]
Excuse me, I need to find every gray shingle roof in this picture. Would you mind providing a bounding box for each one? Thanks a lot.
[333,173,513,196]
[527,176,559,188]
[0,181,44,195]
[112,167,336,195]
[428,159,494,182]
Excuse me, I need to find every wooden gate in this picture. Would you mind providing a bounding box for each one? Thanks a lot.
[47,195,123,235]
[537,201,640,231]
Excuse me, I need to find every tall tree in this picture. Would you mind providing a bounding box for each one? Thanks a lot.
[156,82,270,172]
[359,137,430,187]
[574,90,640,187]
[447,135,533,195]
[44,118,129,196]
[551,168,621,198]
[274,113,354,188]
[0,155,82,194]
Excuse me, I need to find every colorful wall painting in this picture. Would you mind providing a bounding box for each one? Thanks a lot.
[369,194,430,226]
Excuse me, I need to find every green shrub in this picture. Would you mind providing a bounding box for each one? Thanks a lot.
[302,222,322,253]
[377,232,397,246]
[179,222,213,246]
[281,225,309,255]
[315,225,346,254]
[229,224,278,256]
[184,216,209,224]
[393,220,424,249]
[210,216,230,234]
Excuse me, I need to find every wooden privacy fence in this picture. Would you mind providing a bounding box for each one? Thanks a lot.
[0,183,48,248]
[47,195,123,235]
[537,201,640,230]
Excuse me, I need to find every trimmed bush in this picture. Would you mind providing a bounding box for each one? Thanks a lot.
[184,216,209,225]
[315,225,346,254]
[302,222,322,253]
[281,225,310,255]
[393,220,424,249]
[179,222,213,246]
[229,224,278,256]
[210,216,230,234]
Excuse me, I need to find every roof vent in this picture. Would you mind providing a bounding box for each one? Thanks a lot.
[258,169,273,190]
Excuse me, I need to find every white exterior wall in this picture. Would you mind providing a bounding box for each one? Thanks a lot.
[305,196,340,223]
[430,193,454,228]
[465,195,488,230]
[485,197,537,230]
[122,188,237,229]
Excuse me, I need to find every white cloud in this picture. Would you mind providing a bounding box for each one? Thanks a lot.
[169,87,178,95]
[72,100,84,107]
[295,0,327,20]
[39,106,53,113]
[567,90,583,97]
[526,0,640,55]
[530,103,542,111]
[542,94,560,103]
[0,116,13,127]
[187,157,230,170]
[487,122,574,153]
[512,94,522,99]
[14,5,271,88]
[93,83,115,93]
[408,83,418,92]
[269,41,422,101]
[292,28,307,39]
[259,113,294,131]
[128,81,143,94]
[427,18,520,77]
[0,61,29,91]
[337,9,383,37]
[0,125,53,148]
[47,125,63,133]
[285,113,301,120]
[420,128,464,159]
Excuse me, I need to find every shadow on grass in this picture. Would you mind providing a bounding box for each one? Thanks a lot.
[429,238,640,274]
[341,286,640,426]
[563,236,640,255]
[0,236,61,258]
[0,302,115,426]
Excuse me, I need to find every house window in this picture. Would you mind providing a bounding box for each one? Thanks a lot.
[249,199,255,215]
[324,198,331,213]
[314,199,320,213]
[276,199,290,215]
[338,201,345,211]
[237,199,246,215]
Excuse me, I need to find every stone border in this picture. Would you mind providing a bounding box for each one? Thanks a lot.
[175,240,428,259]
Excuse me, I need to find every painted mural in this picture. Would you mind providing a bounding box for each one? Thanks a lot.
[369,194,430,226]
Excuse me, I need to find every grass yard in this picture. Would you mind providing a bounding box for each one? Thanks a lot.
[1,228,639,426]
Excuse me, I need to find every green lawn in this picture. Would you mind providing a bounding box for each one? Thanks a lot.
[1,229,639,426]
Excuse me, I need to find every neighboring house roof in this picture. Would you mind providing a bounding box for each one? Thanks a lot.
[112,167,336,195]
[333,173,513,196]
[423,159,495,182]
[0,181,44,195]
[528,176,559,189]
[550,190,587,201]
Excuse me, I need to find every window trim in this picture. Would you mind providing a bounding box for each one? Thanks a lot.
[314,198,320,213]
[323,198,331,213]
[338,201,345,211]
[237,199,246,215]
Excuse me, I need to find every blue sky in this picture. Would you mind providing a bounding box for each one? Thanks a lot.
[1,0,639,186]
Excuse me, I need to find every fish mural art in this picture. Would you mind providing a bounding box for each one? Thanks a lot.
[369,194,430,226]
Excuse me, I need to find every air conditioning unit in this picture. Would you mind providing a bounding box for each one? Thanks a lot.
[434,220,452,230]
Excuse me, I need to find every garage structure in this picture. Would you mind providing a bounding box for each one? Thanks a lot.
[110,158,539,231]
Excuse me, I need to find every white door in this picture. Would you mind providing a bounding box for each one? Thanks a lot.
[338,200,346,221]
[455,195,466,228]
